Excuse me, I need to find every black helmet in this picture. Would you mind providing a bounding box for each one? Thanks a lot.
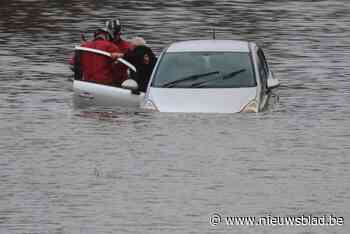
[106,19,122,36]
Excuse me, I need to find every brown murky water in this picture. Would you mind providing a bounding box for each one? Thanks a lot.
[0,0,349,233]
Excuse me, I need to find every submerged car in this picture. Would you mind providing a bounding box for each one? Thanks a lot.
[73,40,279,113]
[142,40,279,113]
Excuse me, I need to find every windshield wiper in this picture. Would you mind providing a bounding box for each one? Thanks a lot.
[222,68,246,80]
[160,71,220,88]
[190,68,246,88]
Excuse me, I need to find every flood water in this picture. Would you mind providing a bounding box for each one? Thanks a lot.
[1,0,350,233]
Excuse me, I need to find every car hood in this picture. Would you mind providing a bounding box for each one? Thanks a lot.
[147,87,257,113]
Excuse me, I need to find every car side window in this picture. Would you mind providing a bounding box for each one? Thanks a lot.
[257,49,269,79]
[256,51,267,87]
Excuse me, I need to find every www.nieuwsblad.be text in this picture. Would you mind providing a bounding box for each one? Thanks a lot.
[209,213,344,227]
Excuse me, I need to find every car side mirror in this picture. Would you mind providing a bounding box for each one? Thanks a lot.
[121,79,139,91]
[267,77,280,89]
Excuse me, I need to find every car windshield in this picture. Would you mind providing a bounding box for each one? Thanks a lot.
[151,52,256,88]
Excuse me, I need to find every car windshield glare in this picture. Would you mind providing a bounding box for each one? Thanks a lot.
[151,52,257,88]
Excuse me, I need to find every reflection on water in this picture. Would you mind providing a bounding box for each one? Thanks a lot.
[0,0,350,233]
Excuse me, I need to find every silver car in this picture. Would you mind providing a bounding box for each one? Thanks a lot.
[142,40,279,113]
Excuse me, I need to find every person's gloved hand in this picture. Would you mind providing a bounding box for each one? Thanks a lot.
[111,53,124,60]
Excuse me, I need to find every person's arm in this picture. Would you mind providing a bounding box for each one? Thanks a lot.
[108,43,124,60]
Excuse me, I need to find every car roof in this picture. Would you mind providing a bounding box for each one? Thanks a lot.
[166,40,250,53]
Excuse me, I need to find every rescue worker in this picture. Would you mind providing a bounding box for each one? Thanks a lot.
[79,28,123,86]
[106,19,133,83]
